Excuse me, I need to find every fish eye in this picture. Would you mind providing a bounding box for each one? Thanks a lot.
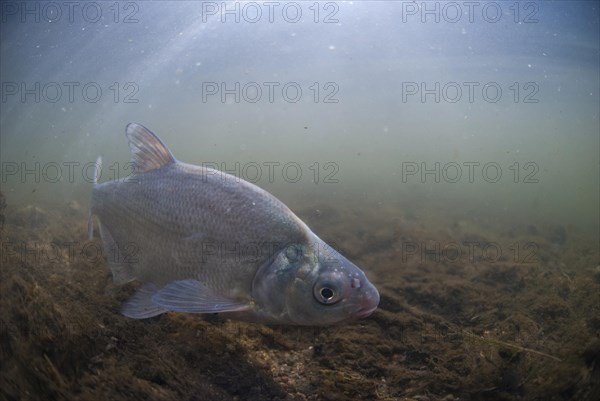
[321,287,334,299]
[314,284,340,305]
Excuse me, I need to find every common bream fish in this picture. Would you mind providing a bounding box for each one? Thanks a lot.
[89,123,379,325]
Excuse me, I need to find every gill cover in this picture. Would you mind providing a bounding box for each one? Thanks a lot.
[252,242,316,324]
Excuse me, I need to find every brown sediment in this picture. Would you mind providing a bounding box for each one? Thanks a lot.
[0,199,598,401]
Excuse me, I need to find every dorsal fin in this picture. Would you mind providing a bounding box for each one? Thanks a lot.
[125,123,175,173]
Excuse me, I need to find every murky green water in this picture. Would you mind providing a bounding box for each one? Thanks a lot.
[2,1,598,233]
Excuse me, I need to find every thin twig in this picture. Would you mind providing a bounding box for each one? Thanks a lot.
[459,329,562,362]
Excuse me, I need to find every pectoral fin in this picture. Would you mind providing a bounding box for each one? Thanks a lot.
[152,279,251,314]
[121,283,166,319]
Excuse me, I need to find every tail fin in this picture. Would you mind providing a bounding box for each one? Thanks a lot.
[93,156,102,185]
[88,156,102,240]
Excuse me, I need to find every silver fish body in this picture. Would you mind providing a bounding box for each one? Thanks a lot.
[90,123,379,325]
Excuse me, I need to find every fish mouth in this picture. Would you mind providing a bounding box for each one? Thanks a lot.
[354,285,380,319]
[356,283,380,318]
[355,304,378,319]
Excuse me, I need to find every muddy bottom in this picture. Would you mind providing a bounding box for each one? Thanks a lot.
[1,195,599,401]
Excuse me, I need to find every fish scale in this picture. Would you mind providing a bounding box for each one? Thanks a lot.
[94,165,299,290]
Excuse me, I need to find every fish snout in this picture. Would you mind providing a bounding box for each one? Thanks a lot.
[342,276,379,320]
[354,281,380,318]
